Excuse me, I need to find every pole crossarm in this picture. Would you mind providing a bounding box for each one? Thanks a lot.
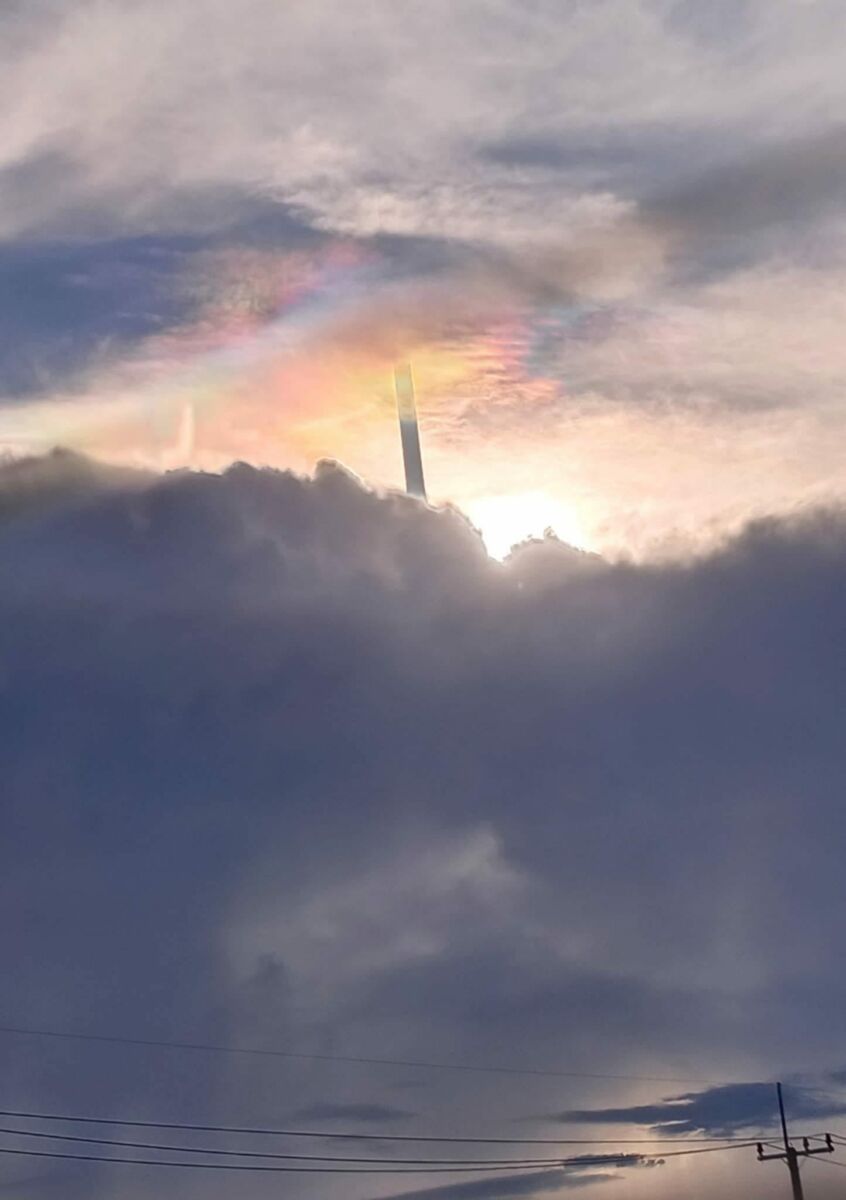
[756,1083,834,1200]
[758,1135,835,1162]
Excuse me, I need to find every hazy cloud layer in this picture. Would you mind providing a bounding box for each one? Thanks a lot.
[1,453,846,1198]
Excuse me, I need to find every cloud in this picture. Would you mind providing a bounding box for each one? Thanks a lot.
[4,7,846,1197]
[558,1083,846,1136]
[3,1,846,243]
[7,227,846,566]
[479,122,846,278]
[376,1157,660,1200]
[2,452,846,1200]
[374,1167,617,1200]
[650,125,846,234]
[289,1102,416,1123]
[5,2,846,567]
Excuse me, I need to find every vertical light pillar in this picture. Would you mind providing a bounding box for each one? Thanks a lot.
[394,363,427,501]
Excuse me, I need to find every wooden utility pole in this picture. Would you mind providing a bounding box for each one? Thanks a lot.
[757,1082,833,1200]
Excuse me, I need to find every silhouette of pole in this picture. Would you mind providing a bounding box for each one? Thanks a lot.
[757,1082,833,1200]
[394,364,427,500]
[780,1082,805,1200]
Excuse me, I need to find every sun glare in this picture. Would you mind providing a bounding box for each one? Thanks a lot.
[465,492,589,561]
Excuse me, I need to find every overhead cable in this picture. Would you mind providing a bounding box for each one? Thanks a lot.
[0,1023,718,1084]
[0,1107,769,1146]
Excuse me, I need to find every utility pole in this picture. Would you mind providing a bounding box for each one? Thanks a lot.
[757,1082,833,1200]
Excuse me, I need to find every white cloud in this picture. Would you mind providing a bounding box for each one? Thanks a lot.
[3,0,846,240]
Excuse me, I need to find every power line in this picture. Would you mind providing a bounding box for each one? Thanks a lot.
[806,1155,846,1170]
[0,1146,566,1174]
[0,1108,768,1145]
[0,1125,584,1166]
[658,1142,760,1160]
[0,1141,749,1175]
[0,1023,718,1084]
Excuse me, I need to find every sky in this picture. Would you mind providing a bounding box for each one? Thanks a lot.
[4,0,846,554]
[2,2,846,1198]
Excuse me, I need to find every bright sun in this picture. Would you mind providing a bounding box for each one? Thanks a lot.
[464,492,589,561]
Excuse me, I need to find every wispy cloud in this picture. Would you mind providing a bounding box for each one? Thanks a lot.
[374,1167,617,1200]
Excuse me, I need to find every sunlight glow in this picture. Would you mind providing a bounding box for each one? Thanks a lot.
[465,492,590,561]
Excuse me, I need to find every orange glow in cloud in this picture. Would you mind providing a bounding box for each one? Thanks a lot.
[4,239,844,561]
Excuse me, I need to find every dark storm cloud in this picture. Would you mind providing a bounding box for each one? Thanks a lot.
[0,448,144,518]
[558,1083,846,1136]
[2,453,846,1198]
